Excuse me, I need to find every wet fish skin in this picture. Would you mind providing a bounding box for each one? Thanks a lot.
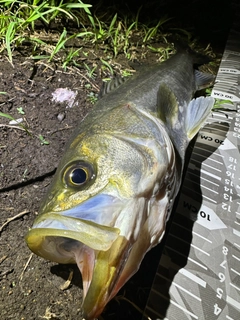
[25,49,215,319]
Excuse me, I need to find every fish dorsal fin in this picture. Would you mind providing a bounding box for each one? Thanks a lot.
[195,70,215,90]
[185,96,215,140]
[99,76,126,98]
[157,83,179,127]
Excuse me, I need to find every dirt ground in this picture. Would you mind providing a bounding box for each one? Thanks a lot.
[0,1,233,319]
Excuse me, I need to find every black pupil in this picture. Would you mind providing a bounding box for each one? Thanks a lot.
[70,168,87,184]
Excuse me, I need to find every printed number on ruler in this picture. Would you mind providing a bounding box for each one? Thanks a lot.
[214,246,228,316]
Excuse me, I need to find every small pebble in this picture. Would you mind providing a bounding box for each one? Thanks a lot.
[57,113,65,122]
[9,118,23,125]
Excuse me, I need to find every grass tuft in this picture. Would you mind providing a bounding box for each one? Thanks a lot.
[0,0,174,65]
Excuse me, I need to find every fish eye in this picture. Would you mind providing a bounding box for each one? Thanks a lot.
[63,161,95,188]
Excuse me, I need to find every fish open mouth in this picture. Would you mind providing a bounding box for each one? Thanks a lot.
[25,193,151,319]
[26,193,124,262]
[26,213,120,260]
[25,207,131,319]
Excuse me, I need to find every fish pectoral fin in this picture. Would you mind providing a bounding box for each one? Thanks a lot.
[195,70,215,90]
[157,83,179,125]
[185,96,215,140]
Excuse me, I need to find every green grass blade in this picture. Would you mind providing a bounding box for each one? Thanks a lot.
[0,111,15,121]
[5,21,16,64]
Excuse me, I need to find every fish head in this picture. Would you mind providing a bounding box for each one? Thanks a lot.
[26,126,176,319]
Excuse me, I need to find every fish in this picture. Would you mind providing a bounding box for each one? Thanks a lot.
[25,48,215,320]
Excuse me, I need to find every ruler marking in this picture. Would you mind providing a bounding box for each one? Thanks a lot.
[168,299,198,319]
[200,176,220,187]
[179,269,206,288]
[213,152,224,158]
[202,194,218,203]
[192,152,223,165]
[169,233,211,258]
[234,221,240,226]
[230,282,240,292]
[231,267,240,276]
[201,184,219,194]
[169,233,189,245]
[150,290,199,320]
[194,146,215,155]
[145,305,165,319]
[212,111,233,118]
[187,257,208,270]
[202,163,222,172]
[186,172,220,187]
[208,157,224,165]
[155,273,202,302]
[165,246,188,259]
[190,244,210,256]
[183,185,202,197]
[172,222,213,243]
[172,282,202,301]
[192,159,222,172]
[192,231,213,243]
[185,176,203,187]
[233,242,240,249]
[232,254,240,262]
[172,221,191,233]
[201,169,222,181]
[226,295,240,310]
[233,228,240,237]
[164,246,207,269]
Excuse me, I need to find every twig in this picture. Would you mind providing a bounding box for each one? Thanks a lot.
[0,268,14,278]
[0,124,27,131]
[48,125,73,135]
[115,295,145,315]
[59,269,73,291]
[0,210,30,233]
[68,66,100,91]
[0,255,7,264]
[19,253,33,281]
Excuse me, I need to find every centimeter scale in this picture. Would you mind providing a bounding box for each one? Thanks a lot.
[143,5,240,320]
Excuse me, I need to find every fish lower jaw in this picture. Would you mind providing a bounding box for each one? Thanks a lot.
[25,218,132,320]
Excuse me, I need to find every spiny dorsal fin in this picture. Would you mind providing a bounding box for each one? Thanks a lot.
[186,96,215,140]
[99,76,127,98]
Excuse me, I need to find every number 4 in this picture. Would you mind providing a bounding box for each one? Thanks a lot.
[214,303,222,315]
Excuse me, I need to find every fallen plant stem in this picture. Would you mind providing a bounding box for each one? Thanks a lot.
[60,269,74,291]
[19,253,33,281]
[0,255,8,264]
[0,124,28,131]
[0,210,30,233]
[115,295,145,314]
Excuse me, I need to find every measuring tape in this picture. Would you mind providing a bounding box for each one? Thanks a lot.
[143,5,240,320]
